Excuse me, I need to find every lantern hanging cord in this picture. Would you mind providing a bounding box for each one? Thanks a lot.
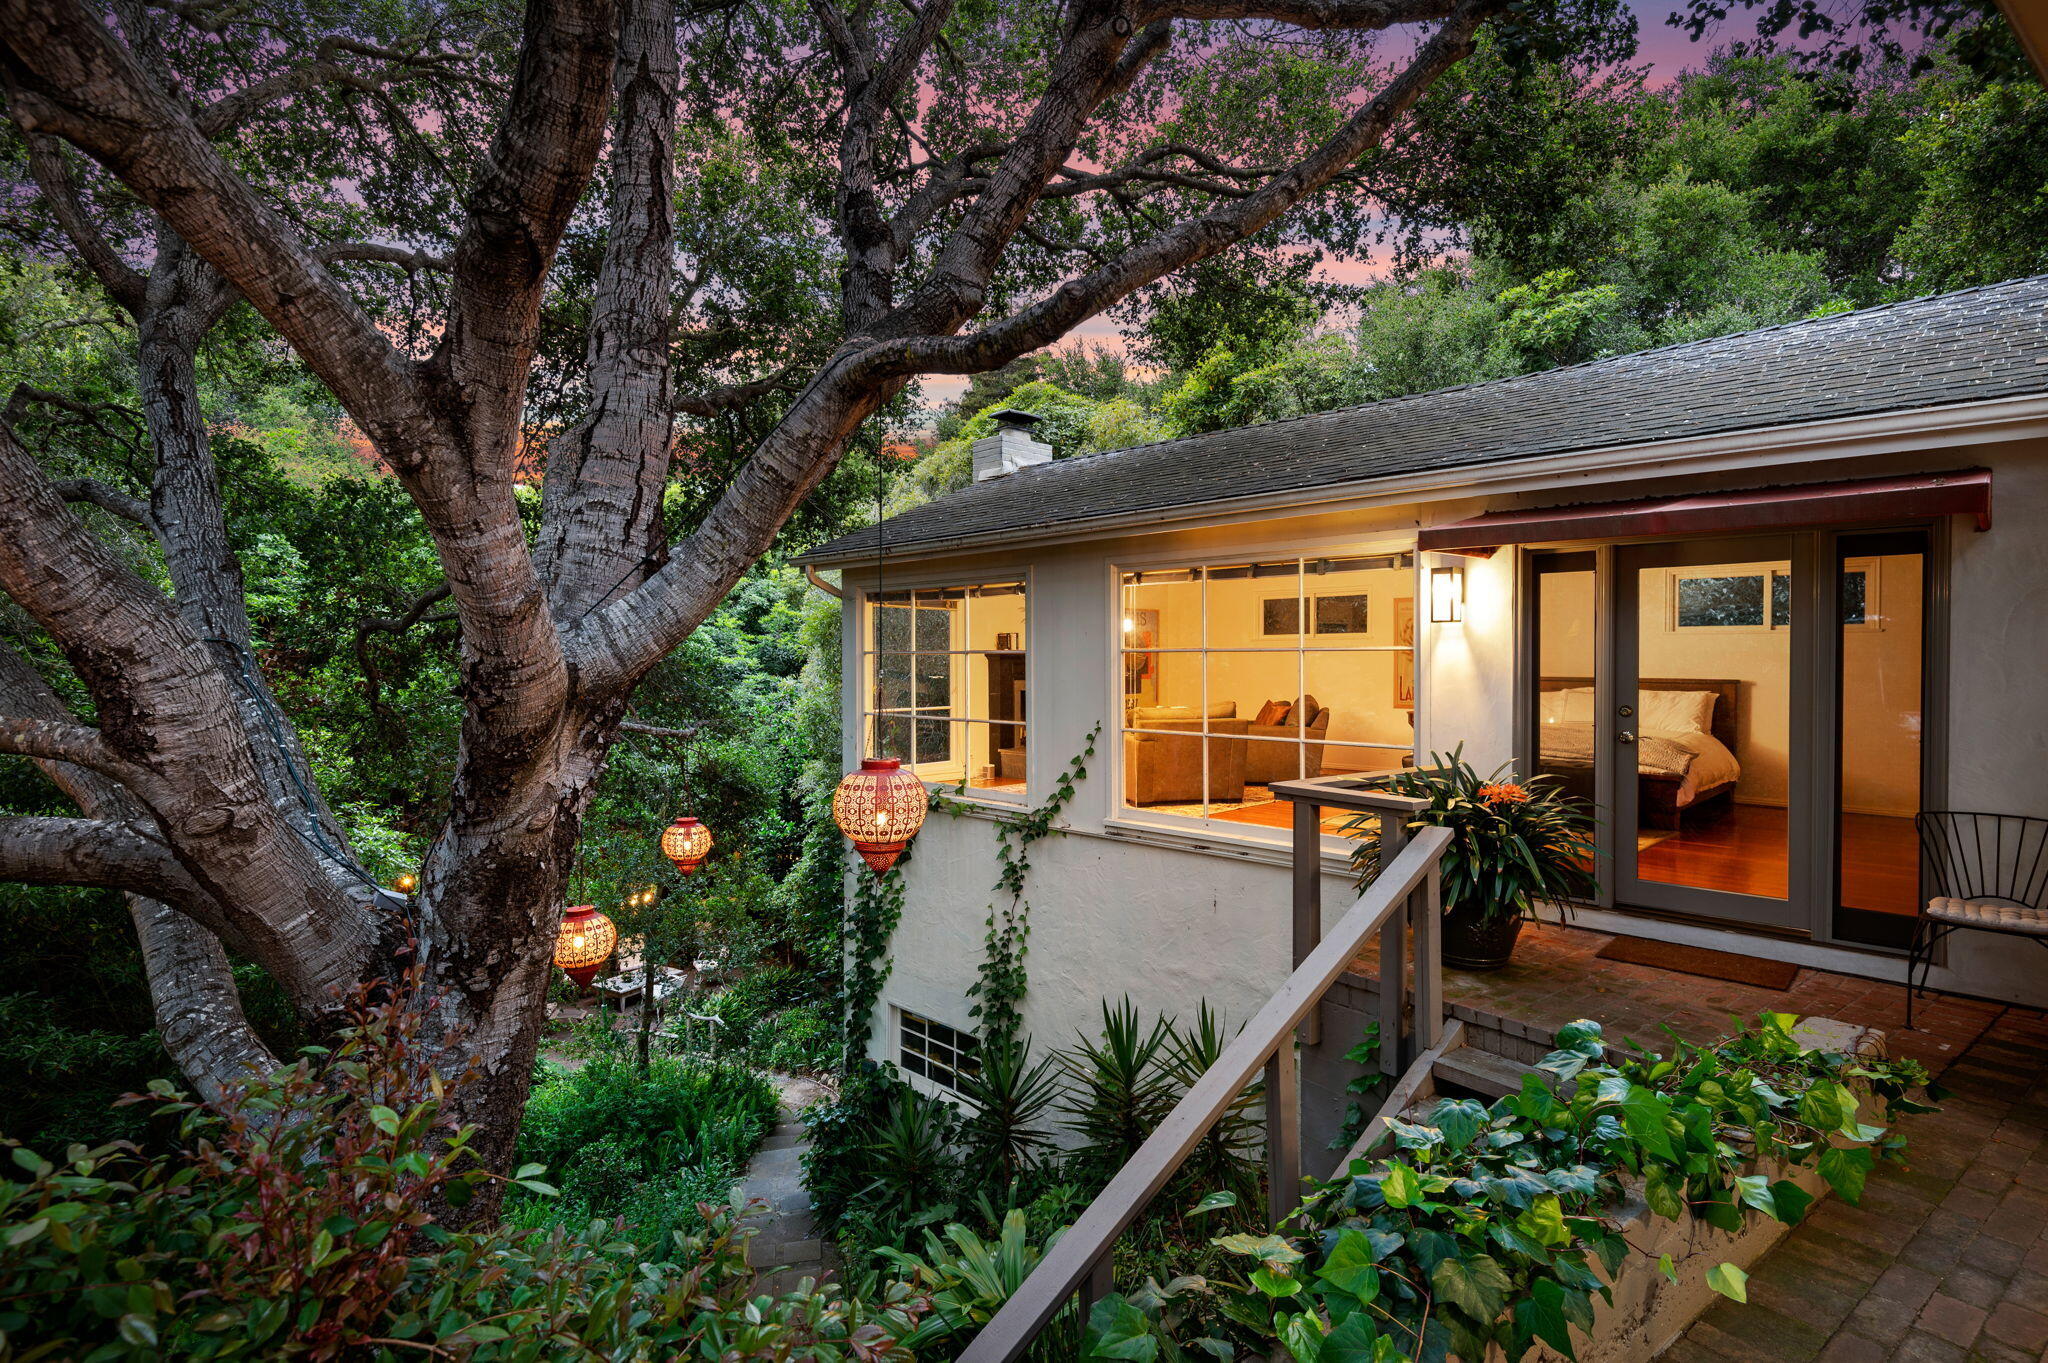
[202,638,412,923]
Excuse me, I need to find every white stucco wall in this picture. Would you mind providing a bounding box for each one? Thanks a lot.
[842,436,2048,1070]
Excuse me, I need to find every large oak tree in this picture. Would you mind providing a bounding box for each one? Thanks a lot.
[0,0,1627,1180]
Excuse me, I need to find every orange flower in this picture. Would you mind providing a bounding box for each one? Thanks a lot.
[1477,782,1528,805]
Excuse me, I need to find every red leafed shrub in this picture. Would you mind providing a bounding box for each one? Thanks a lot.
[0,979,925,1360]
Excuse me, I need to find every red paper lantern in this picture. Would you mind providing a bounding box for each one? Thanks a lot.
[832,758,928,876]
[553,904,617,987]
[660,815,712,874]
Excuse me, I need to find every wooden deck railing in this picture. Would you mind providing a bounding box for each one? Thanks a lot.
[956,781,1444,1363]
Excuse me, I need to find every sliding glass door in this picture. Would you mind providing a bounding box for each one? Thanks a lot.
[1612,537,1808,930]
[1528,529,1934,944]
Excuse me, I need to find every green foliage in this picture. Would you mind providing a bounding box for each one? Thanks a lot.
[954,1037,1066,1191]
[881,1209,1085,1359]
[509,1049,777,1252]
[0,986,926,1359]
[1061,999,1183,1185]
[1346,746,1599,926]
[936,723,1101,1054]
[1330,1021,1390,1154]
[1893,76,2048,290]
[1088,1014,1935,1362]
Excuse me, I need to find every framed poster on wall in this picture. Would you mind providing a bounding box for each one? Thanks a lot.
[1394,596,1415,709]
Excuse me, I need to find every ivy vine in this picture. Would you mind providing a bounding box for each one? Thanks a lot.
[841,843,909,1066]
[933,722,1102,1055]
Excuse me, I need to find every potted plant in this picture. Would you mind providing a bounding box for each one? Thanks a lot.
[1344,746,1597,970]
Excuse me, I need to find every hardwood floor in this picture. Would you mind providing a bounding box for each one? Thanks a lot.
[1635,804,1919,916]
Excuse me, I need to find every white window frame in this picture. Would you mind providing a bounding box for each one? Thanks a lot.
[1107,542,1421,845]
[895,1007,980,1095]
[859,572,1032,805]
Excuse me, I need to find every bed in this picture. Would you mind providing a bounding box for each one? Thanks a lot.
[1537,677,1743,831]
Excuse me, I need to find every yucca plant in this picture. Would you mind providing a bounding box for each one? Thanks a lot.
[955,1036,1065,1191]
[860,1085,961,1213]
[878,1209,1082,1360]
[1164,1002,1263,1220]
[1060,998,1180,1185]
[1344,743,1598,925]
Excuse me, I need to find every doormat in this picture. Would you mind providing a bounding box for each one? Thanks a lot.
[1594,936,1800,990]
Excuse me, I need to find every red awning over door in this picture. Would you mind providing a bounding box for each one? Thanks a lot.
[1418,469,1992,556]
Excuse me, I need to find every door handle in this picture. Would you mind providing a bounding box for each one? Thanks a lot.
[1617,731,1637,745]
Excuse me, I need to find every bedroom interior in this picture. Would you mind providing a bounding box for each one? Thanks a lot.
[1533,537,1927,942]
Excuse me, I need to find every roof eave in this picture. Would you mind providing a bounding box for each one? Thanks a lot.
[792,390,2048,569]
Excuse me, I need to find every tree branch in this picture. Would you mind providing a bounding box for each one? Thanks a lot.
[0,713,131,775]
[21,133,146,312]
[315,242,455,272]
[672,365,801,418]
[52,475,152,526]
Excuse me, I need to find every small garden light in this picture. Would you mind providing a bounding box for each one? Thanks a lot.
[832,757,928,876]
[553,904,617,987]
[394,873,418,893]
[660,816,712,874]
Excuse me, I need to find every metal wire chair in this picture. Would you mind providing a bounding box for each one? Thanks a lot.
[1910,811,2048,1027]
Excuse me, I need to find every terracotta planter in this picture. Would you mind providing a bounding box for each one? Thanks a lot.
[1441,902,1524,970]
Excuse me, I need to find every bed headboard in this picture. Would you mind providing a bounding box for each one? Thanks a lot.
[1539,676,1740,753]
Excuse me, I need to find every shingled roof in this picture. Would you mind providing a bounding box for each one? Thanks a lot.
[797,275,2048,566]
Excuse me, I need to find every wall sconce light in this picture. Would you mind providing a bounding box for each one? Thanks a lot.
[1429,564,1465,624]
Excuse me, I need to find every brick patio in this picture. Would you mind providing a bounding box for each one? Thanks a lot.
[1338,919,2048,1363]
[1382,920,2013,1077]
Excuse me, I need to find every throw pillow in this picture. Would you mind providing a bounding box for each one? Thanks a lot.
[1255,700,1292,726]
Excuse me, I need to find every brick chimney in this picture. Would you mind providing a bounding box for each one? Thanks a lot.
[971,408,1053,481]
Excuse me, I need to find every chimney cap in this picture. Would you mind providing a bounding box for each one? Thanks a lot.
[986,407,1045,431]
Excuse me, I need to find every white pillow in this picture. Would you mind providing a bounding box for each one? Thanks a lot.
[1539,687,1596,725]
[1640,689,1716,736]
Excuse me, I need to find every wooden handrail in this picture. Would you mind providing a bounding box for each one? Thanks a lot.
[957,819,1452,1363]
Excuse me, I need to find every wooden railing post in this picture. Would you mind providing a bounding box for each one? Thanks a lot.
[1376,809,1411,1076]
[1292,797,1321,1045]
[1411,853,1443,1052]
[1265,1039,1300,1229]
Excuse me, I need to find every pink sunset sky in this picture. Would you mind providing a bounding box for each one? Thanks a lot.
[915,0,1802,410]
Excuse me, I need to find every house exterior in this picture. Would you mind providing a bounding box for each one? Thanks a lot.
[795,276,2048,1093]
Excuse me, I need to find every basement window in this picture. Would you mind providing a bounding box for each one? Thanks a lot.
[897,1009,980,1094]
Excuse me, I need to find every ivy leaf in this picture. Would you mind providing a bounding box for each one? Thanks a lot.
[1733,1174,1778,1219]
[1380,1162,1423,1209]
[1770,1179,1816,1224]
[1279,1309,1327,1362]
[1620,1085,1677,1161]
[1515,1194,1570,1249]
[1707,1262,1749,1303]
[1819,1146,1873,1203]
[1254,1267,1306,1299]
[1431,1254,1512,1321]
[1317,1231,1383,1300]
[1085,1296,1161,1361]
[1658,1253,1679,1284]
[1188,1190,1238,1218]
[1512,1280,1576,1357]
[1643,1164,1684,1220]
[1318,1311,1382,1363]
[1216,1233,1306,1266]
[1431,1099,1487,1152]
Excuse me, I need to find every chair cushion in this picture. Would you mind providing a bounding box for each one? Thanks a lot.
[1254,699,1292,726]
[1925,896,2048,934]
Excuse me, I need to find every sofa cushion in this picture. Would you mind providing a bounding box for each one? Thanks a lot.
[1134,703,1238,722]
[1254,699,1292,726]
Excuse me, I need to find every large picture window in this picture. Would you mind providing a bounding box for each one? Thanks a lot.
[864,581,1027,799]
[1119,552,1416,829]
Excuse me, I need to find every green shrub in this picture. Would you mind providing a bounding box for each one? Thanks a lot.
[0,987,926,1359]
[1084,1014,1935,1362]
[761,1001,839,1073]
[509,1051,778,1247]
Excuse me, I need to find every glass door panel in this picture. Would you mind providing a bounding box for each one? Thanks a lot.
[1833,531,1928,948]
[1615,537,1805,930]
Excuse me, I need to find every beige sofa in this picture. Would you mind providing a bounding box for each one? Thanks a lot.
[1125,704,1247,805]
[1243,694,1331,785]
